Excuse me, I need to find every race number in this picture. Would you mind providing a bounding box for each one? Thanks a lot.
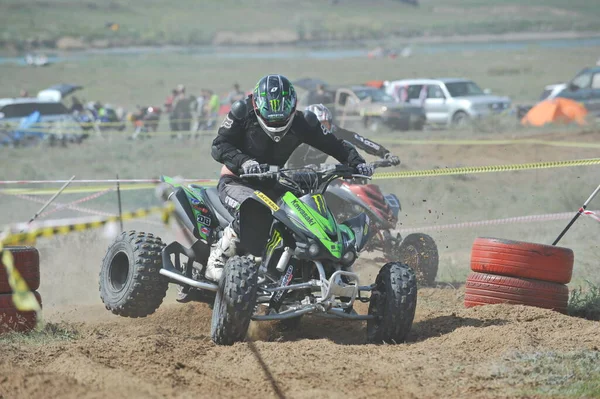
[221,115,234,129]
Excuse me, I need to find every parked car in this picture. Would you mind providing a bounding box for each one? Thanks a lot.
[0,97,87,146]
[39,84,126,132]
[384,78,511,126]
[299,85,426,131]
[556,66,600,115]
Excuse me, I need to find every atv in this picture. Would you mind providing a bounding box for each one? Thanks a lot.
[324,159,439,286]
[99,164,417,345]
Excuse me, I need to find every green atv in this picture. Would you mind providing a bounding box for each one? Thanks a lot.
[99,164,417,345]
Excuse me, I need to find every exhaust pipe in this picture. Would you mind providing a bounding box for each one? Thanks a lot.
[159,269,218,292]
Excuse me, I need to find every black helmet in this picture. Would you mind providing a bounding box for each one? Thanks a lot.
[252,74,297,142]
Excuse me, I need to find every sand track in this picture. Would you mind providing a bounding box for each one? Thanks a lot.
[2,129,600,398]
[2,285,599,399]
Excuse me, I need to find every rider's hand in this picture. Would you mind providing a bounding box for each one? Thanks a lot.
[241,159,262,174]
[355,163,374,177]
[384,152,401,166]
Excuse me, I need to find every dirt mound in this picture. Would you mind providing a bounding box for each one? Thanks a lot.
[2,287,599,399]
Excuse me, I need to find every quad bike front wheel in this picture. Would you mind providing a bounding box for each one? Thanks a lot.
[392,233,439,286]
[211,255,259,345]
[367,262,417,344]
[99,231,168,317]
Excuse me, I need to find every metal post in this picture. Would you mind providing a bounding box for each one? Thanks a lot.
[27,175,75,225]
[116,174,124,232]
[552,183,600,246]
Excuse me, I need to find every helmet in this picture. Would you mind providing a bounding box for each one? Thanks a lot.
[305,103,333,130]
[252,75,297,142]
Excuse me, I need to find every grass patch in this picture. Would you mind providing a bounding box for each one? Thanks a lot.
[568,281,600,321]
[492,351,600,397]
[0,322,78,345]
[1,0,600,48]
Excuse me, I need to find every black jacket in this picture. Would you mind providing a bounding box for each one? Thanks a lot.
[212,97,364,175]
[287,125,390,168]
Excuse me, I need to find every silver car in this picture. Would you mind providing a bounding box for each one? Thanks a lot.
[385,78,511,126]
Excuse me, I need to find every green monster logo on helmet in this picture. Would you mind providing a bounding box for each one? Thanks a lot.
[252,75,297,141]
[269,99,281,111]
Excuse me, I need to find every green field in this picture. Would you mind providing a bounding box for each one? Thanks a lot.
[2,45,599,110]
[1,0,600,48]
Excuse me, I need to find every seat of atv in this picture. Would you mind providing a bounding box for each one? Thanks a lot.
[202,186,234,225]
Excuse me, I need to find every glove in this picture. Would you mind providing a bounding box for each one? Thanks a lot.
[384,153,401,166]
[241,159,262,175]
[355,163,374,177]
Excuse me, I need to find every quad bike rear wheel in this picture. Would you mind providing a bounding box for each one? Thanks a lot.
[392,233,439,286]
[99,231,168,318]
[367,262,417,344]
[211,256,259,345]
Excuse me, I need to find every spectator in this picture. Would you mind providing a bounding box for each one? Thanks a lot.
[193,91,207,132]
[19,89,29,97]
[226,83,246,104]
[202,89,221,130]
[70,96,84,113]
[169,86,188,133]
[393,84,409,103]
[172,91,192,133]
[164,89,177,114]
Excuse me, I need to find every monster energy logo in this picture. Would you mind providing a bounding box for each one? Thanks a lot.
[266,229,282,257]
[269,99,280,110]
[313,194,326,215]
[291,199,316,226]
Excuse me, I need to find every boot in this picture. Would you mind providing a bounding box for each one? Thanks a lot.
[205,225,239,282]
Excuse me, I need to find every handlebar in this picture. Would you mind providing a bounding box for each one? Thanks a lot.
[239,164,279,180]
[370,159,394,168]
[240,164,369,191]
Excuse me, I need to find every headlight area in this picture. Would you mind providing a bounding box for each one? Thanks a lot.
[294,236,357,266]
[294,238,319,259]
[340,228,357,266]
[341,250,356,266]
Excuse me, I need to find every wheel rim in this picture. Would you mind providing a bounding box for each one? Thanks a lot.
[109,251,130,292]
[454,113,468,126]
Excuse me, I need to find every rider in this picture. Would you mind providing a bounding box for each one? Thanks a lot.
[287,103,400,168]
[207,74,373,281]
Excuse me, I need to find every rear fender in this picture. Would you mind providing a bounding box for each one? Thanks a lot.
[170,186,218,242]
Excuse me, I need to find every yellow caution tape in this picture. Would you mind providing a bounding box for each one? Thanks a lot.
[1,204,174,245]
[0,181,218,196]
[0,242,41,313]
[1,158,598,197]
[372,157,600,180]
[2,183,154,196]
[378,138,600,149]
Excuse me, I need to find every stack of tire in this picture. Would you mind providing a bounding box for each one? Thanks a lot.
[465,238,573,313]
[0,246,42,333]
